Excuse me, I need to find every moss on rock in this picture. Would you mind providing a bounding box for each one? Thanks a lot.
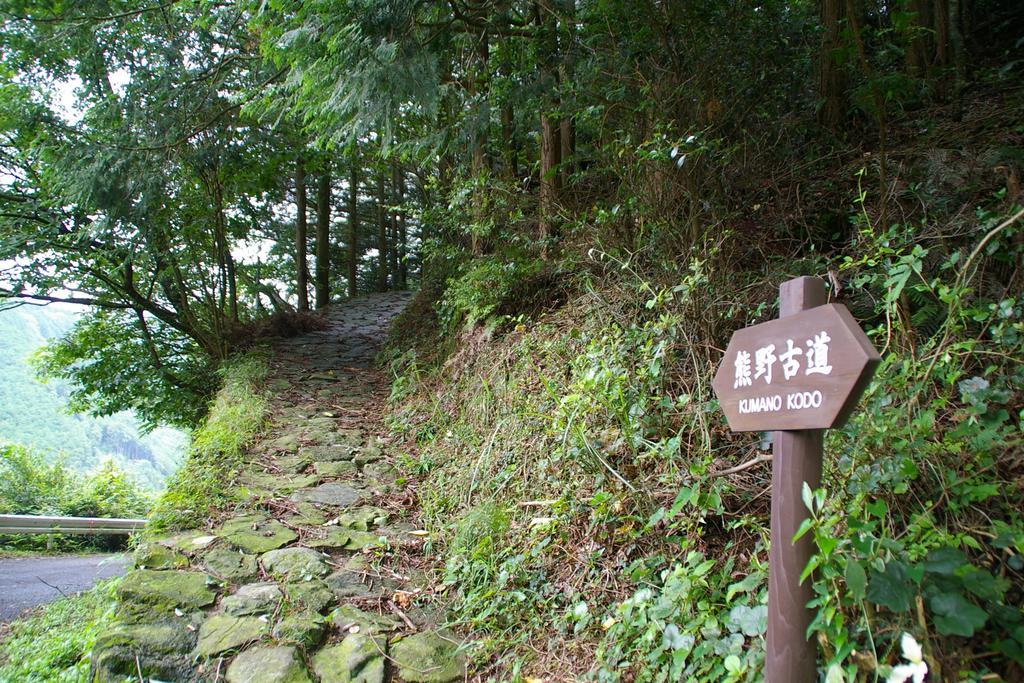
[226,646,313,683]
[115,570,217,610]
[219,514,298,554]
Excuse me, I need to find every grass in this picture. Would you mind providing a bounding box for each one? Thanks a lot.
[147,349,270,532]
[0,351,270,682]
[0,579,119,682]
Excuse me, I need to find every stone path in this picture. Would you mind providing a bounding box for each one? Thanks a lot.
[91,293,470,682]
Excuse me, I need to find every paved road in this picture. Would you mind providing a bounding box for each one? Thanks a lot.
[0,554,129,622]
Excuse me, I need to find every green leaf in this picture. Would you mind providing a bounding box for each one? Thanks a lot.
[662,623,686,650]
[923,546,967,575]
[799,554,821,585]
[866,499,887,518]
[961,566,1009,603]
[816,534,838,556]
[825,663,846,683]
[726,573,763,602]
[844,559,867,601]
[866,560,915,612]
[728,605,768,636]
[930,591,988,637]
[669,486,693,517]
[793,517,814,542]
[801,481,813,513]
[692,559,717,577]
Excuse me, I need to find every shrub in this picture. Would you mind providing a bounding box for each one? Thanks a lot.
[147,350,269,532]
[0,579,118,681]
[0,443,152,552]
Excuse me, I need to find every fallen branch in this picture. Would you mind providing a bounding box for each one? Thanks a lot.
[711,453,772,478]
[387,600,417,631]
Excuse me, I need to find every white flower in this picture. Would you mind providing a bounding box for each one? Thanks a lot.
[887,633,927,683]
[888,664,926,683]
[901,632,923,664]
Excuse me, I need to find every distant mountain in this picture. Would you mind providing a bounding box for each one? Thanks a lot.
[0,305,186,490]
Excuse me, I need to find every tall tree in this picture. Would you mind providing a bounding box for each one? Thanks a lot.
[295,155,310,312]
[537,0,562,252]
[315,163,332,309]
[396,167,409,290]
[818,0,848,130]
[389,162,401,285]
[347,158,360,299]
[376,169,389,292]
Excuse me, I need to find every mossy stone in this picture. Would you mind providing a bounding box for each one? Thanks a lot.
[312,635,384,683]
[390,631,468,683]
[116,570,217,609]
[133,543,189,570]
[299,445,355,463]
[160,530,218,553]
[93,622,196,657]
[323,568,374,600]
[241,472,321,495]
[268,433,301,452]
[335,507,389,531]
[222,582,284,616]
[290,482,365,507]
[306,529,383,551]
[286,580,336,614]
[219,515,298,554]
[275,455,313,474]
[196,614,268,656]
[314,461,358,477]
[226,646,313,683]
[272,612,326,648]
[202,547,260,583]
[261,547,330,580]
[352,445,383,466]
[374,523,422,551]
[329,605,400,635]
[361,463,396,484]
[288,502,328,526]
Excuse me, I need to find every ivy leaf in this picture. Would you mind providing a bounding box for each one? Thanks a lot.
[845,558,867,601]
[922,546,967,576]
[663,623,686,650]
[726,573,763,602]
[930,592,988,637]
[961,566,1009,603]
[866,560,915,612]
[728,605,768,636]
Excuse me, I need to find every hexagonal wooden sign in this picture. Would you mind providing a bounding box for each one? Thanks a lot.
[712,304,881,432]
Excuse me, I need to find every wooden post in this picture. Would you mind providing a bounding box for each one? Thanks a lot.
[767,276,826,682]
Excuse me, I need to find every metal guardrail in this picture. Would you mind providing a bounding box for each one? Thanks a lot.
[0,514,147,536]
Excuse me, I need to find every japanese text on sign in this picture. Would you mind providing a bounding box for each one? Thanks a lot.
[733,331,833,389]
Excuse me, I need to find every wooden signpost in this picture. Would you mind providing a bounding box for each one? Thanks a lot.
[712,276,881,682]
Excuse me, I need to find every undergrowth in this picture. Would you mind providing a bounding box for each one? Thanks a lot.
[0,578,119,682]
[148,350,270,532]
[385,122,1024,680]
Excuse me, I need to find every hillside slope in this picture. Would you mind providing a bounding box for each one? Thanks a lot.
[0,306,185,489]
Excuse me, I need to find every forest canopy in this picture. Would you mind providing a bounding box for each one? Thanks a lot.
[0,0,1022,680]
[1,0,1018,427]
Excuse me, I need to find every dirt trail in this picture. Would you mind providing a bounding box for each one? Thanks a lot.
[90,293,470,682]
